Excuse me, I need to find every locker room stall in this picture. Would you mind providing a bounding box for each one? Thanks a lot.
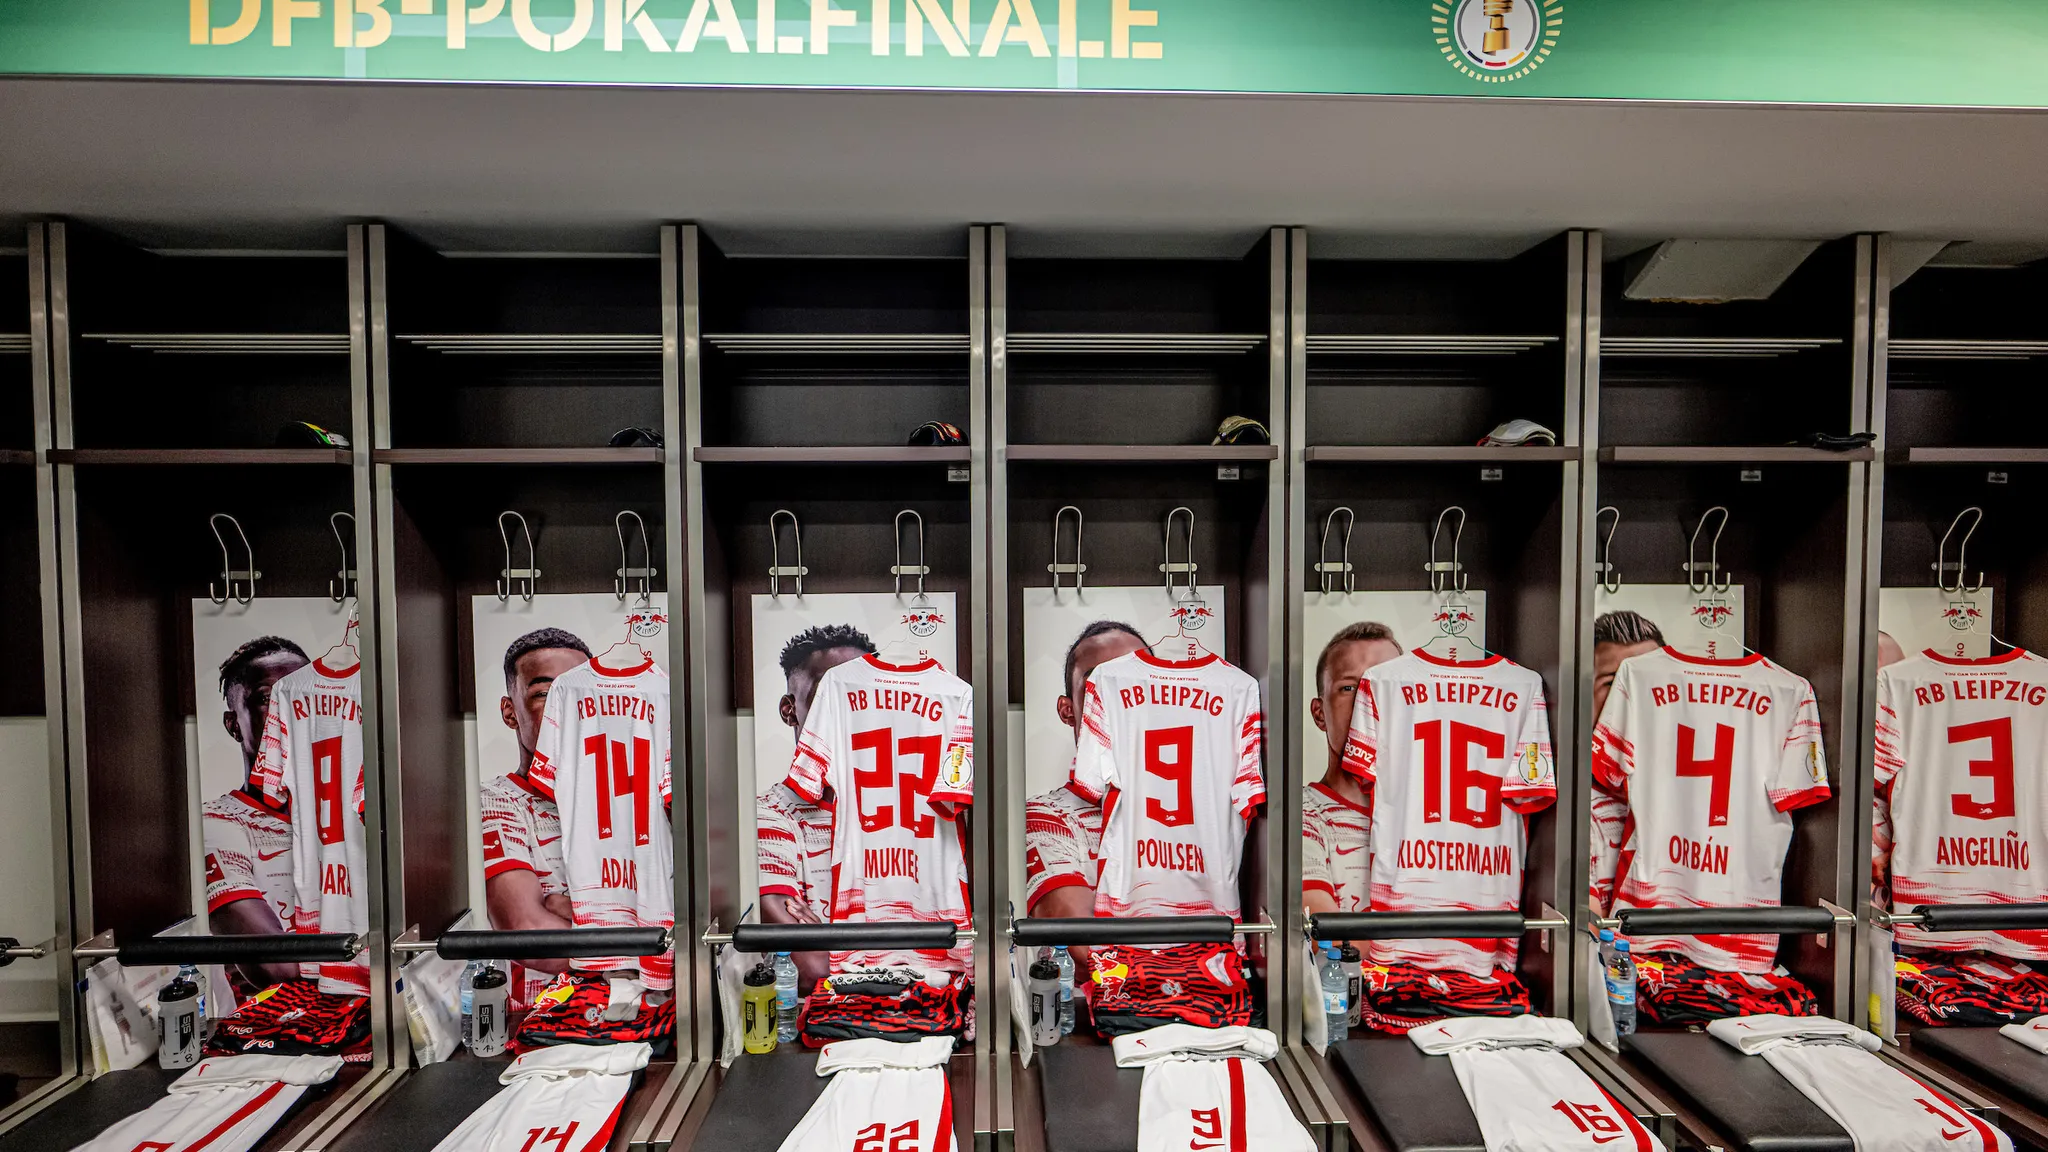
[989,228,1315,1152]
[1870,239,2048,1145]
[0,224,387,1150]
[668,226,987,1152]
[320,225,688,1152]
[1289,230,1675,1151]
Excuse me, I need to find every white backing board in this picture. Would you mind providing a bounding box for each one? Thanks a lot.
[190,596,354,803]
[1878,586,1993,662]
[1593,583,1747,660]
[470,593,672,784]
[1298,590,1489,777]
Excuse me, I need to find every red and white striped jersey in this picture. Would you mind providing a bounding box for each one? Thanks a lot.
[480,771,571,1005]
[787,655,975,975]
[1024,784,1104,914]
[1342,651,1555,976]
[1069,650,1266,925]
[758,782,835,923]
[1591,647,1829,973]
[203,789,295,926]
[252,659,370,997]
[1875,649,2048,959]
[528,658,674,990]
[1302,783,1371,913]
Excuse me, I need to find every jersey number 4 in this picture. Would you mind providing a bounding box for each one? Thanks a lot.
[852,728,942,837]
[1950,717,2017,821]
[586,735,654,845]
[1676,723,1736,827]
[1414,720,1503,828]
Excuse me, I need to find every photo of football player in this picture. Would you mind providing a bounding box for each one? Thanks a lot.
[1302,623,1402,937]
[760,624,876,994]
[1590,609,1664,913]
[202,636,310,990]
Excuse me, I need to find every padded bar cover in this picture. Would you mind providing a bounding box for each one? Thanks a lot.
[1311,911,1528,941]
[1011,915,1235,946]
[435,927,669,961]
[118,932,359,967]
[1616,906,1834,937]
[1915,903,2048,933]
[731,921,957,953]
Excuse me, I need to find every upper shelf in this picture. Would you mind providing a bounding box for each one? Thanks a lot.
[1306,445,1577,463]
[375,447,661,465]
[399,334,660,355]
[1305,334,1557,357]
[695,446,969,464]
[1008,444,1278,463]
[1898,447,2048,465]
[81,333,350,355]
[1007,333,1266,355]
[1600,445,1875,464]
[1890,339,2048,361]
[48,448,351,465]
[1600,336,1842,359]
[705,333,966,356]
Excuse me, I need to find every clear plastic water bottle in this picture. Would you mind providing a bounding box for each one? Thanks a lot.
[1338,944,1363,1029]
[1028,951,1062,1046]
[774,952,801,1043]
[1320,944,1350,1043]
[1054,946,1076,1036]
[1597,927,1617,976]
[458,959,482,1047]
[1605,938,1637,1037]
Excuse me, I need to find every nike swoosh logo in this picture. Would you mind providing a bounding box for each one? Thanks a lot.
[536,835,561,846]
[1334,845,1365,856]
[256,848,290,861]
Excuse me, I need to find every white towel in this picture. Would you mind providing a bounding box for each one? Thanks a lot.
[816,1036,957,1074]
[1705,1013,1880,1055]
[1446,1047,1668,1152]
[2000,1015,2048,1055]
[431,1042,651,1152]
[1410,1015,1586,1054]
[1113,1024,1279,1067]
[1708,1015,2009,1152]
[69,1055,343,1152]
[779,1041,957,1152]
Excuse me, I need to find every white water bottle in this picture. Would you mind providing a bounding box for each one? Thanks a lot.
[1028,952,1062,1046]
[469,964,509,1057]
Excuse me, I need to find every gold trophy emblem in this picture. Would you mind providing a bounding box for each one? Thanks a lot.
[1483,0,1513,54]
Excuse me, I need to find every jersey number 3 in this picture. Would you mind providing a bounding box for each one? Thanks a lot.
[1950,717,2016,821]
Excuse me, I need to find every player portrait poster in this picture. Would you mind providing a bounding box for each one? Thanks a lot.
[190,596,355,805]
[1298,589,1489,773]
[1019,584,1228,798]
[1593,583,1747,660]
[1878,586,1993,662]
[470,593,673,787]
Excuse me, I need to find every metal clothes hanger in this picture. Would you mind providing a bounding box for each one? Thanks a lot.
[1048,505,1086,600]
[879,509,939,664]
[1935,507,2009,652]
[497,511,540,603]
[1157,506,1213,660]
[768,510,807,599]
[329,512,358,604]
[208,513,260,605]
[1683,506,1753,656]
[595,510,659,670]
[1421,506,1490,659]
[1316,507,1356,596]
[1594,506,1621,594]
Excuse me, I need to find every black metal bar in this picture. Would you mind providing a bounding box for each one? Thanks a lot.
[1010,915,1235,947]
[1615,906,1834,937]
[435,927,670,961]
[731,922,958,953]
[1310,911,1530,941]
[117,933,360,967]
[1915,904,2048,933]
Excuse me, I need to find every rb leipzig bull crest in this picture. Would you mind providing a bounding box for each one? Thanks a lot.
[902,606,946,638]
[1432,600,1477,637]
[1172,603,1214,632]
[1942,593,1985,633]
[629,610,667,639]
[1691,596,1735,632]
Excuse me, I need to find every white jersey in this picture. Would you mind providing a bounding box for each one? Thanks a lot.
[1342,651,1556,976]
[1070,650,1266,925]
[1875,649,2048,959]
[1134,1058,1314,1152]
[787,655,975,975]
[71,1055,342,1152]
[203,789,296,927]
[776,1038,959,1152]
[758,782,836,922]
[1023,784,1104,914]
[479,771,569,1005]
[1302,782,1372,914]
[528,657,674,990]
[252,659,369,997]
[430,1043,649,1152]
[1591,648,1829,973]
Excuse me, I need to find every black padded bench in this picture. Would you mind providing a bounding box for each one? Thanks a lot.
[328,1059,518,1151]
[0,1067,181,1152]
[694,1050,836,1152]
[1912,1027,2048,1116]
[1623,1031,1851,1152]
[1328,1034,1486,1152]
[1037,1044,1147,1152]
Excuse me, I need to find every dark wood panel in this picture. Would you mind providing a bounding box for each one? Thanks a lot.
[390,497,465,940]
[0,470,44,714]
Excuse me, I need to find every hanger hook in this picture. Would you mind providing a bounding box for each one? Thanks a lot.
[1161,507,1200,602]
[497,510,539,603]
[615,510,655,605]
[1317,507,1356,596]
[893,510,930,603]
[769,510,807,599]
[1049,506,1086,599]
[1429,506,1469,596]
[1686,506,1732,594]
[329,512,358,604]
[208,513,259,606]
[1935,507,1985,595]
[1595,506,1621,595]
